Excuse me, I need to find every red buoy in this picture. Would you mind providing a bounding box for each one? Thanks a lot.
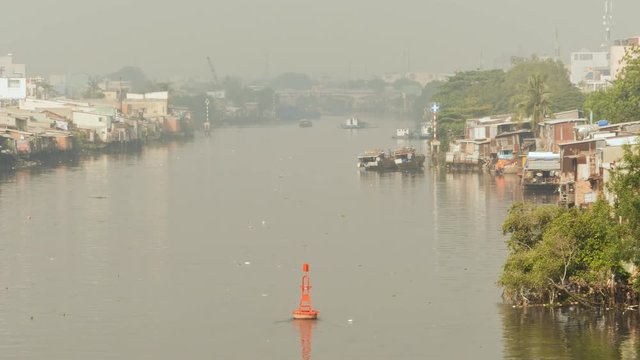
[293,263,319,320]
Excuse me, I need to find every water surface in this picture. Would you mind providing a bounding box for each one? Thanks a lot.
[1,116,637,359]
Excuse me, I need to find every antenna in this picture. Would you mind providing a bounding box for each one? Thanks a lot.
[602,0,613,50]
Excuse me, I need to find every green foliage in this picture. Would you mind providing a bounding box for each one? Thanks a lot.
[432,69,506,119]
[584,46,640,123]
[500,200,622,306]
[513,74,552,136]
[412,81,442,119]
[504,57,584,113]
[502,202,563,251]
[608,143,640,264]
[422,57,583,146]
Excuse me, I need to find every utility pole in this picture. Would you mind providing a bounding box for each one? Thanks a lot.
[430,102,440,158]
[204,97,211,136]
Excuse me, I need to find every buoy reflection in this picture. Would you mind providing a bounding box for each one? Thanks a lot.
[293,319,316,360]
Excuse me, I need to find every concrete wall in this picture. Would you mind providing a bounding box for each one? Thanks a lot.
[611,38,640,80]
[0,78,26,99]
[72,112,112,142]
[122,99,167,117]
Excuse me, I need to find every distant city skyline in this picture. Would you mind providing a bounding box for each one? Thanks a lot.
[1,0,639,80]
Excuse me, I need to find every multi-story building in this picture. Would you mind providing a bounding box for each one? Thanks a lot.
[569,51,610,90]
[0,55,27,101]
[610,37,640,80]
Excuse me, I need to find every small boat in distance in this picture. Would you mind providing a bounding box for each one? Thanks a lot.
[299,119,313,128]
[393,128,417,140]
[341,116,368,129]
[419,122,432,139]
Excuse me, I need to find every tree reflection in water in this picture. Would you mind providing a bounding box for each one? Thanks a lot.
[501,305,640,359]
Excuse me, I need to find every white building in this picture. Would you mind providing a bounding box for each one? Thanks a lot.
[72,111,113,142]
[610,37,640,80]
[569,51,610,89]
[0,55,27,100]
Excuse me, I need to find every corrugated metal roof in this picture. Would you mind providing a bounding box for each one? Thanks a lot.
[605,136,640,146]
[527,152,560,160]
[598,120,640,130]
[540,118,586,125]
[494,129,533,138]
[558,138,605,146]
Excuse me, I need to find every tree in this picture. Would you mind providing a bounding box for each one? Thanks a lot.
[607,143,640,266]
[83,76,104,99]
[504,57,584,113]
[515,74,553,136]
[584,46,640,123]
[500,200,622,306]
[502,202,563,251]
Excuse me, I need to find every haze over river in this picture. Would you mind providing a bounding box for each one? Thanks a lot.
[1,116,638,359]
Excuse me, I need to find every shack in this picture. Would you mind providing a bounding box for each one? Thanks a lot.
[522,152,561,189]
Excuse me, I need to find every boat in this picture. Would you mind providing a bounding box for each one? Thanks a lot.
[299,119,313,128]
[341,116,368,129]
[392,128,417,140]
[357,149,395,171]
[521,152,561,190]
[393,147,425,171]
[357,147,425,171]
[418,122,432,139]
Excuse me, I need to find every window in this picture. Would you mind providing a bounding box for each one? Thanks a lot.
[579,54,594,61]
[8,79,20,88]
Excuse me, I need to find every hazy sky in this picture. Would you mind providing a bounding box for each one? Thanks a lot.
[2,0,639,80]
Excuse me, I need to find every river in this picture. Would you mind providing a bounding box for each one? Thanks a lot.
[0,116,638,359]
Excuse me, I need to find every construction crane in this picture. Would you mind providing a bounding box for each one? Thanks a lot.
[206,56,220,88]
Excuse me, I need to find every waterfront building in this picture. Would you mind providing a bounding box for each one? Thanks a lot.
[122,91,168,117]
[0,55,27,102]
[538,118,586,153]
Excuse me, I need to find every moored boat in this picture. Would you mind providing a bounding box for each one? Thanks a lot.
[357,149,395,171]
[299,119,313,127]
[418,122,432,139]
[393,147,425,171]
[341,116,368,129]
[392,128,416,139]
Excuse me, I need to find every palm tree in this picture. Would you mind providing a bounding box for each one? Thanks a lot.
[517,74,552,137]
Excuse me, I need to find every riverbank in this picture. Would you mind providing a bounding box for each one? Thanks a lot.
[499,143,640,309]
[0,132,194,172]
